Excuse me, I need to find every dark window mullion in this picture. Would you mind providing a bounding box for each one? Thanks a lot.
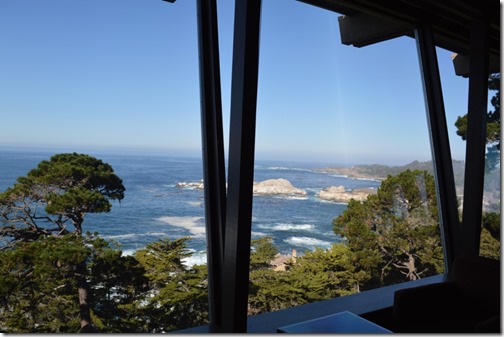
[415,23,460,270]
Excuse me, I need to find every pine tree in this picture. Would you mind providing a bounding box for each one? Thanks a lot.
[134,238,208,332]
[333,170,443,287]
[0,153,125,331]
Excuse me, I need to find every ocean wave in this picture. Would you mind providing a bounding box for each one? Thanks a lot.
[328,174,380,182]
[284,236,333,250]
[353,177,381,182]
[251,231,268,237]
[271,195,309,201]
[329,174,349,178]
[264,166,314,173]
[122,249,137,256]
[186,201,203,207]
[157,216,205,238]
[314,198,349,205]
[258,223,315,231]
[266,166,290,170]
[103,232,168,240]
[182,251,207,267]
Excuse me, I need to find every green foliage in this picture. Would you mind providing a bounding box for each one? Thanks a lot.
[333,170,443,286]
[480,227,500,260]
[248,243,373,315]
[87,236,150,332]
[0,153,213,333]
[289,244,370,297]
[250,236,279,270]
[134,238,208,332]
[333,198,383,287]
[0,153,127,332]
[482,212,500,240]
[0,152,125,240]
[0,235,88,332]
[248,268,308,315]
[480,212,501,260]
[0,233,211,333]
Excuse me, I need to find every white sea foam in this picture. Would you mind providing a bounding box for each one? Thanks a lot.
[104,233,139,240]
[266,166,293,171]
[182,251,207,267]
[122,249,137,256]
[329,174,349,178]
[353,177,381,182]
[251,231,268,237]
[258,223,315,231]
[157,216,206,238]
[284,236,332,250]
[186,201,203,207]
[266,166,313,173]
[315,198,348,205]
[272,195,309,201]
[103,232,168,240]
[286,195,309,200]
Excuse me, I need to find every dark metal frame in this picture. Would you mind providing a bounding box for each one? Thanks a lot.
[196,0,227,330]
[460,19,490,257]
[221,0,262,331]
[414,23,460,270]
[197,0,262,332]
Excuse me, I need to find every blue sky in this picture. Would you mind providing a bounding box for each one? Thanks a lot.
[0,0,471,165]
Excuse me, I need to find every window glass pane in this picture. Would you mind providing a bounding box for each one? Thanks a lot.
[437,49,469,225]
[248,0,445,316]
[0,1,208,333]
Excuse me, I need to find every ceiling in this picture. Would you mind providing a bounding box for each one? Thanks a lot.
[298,0,500,63]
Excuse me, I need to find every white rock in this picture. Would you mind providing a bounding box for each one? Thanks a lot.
[253,178,306,196]
[319,186,376,203]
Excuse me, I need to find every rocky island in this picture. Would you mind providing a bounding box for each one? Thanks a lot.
[318,186,377,203]
[252,178,306,197]
[176,178,377,203]
[177,178,307,197]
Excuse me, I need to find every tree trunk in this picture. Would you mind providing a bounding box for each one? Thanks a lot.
[76,261,92,329]
[74,217,83,236]
[405,254,417,281]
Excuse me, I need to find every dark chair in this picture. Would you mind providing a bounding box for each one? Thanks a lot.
[392,256,500,333]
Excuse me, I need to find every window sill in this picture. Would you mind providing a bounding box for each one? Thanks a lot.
[175,273,448,333]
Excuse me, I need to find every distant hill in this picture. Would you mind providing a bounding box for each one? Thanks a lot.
[315,160,464,182]
[315,160,500,213]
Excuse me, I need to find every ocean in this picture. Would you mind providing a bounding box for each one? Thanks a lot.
[0,149,381,266]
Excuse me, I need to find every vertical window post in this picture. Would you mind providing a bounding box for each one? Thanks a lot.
[461,19,489,257]
[196,0,227,329]
[415,23,460,270]
[222,0,262,332]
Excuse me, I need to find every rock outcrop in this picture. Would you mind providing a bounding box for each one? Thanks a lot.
[176,178,307,197]
[252,178,307,197]
[318,186,376,203]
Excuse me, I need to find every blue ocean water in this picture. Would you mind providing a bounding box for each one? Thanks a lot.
[0,149,381,265]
